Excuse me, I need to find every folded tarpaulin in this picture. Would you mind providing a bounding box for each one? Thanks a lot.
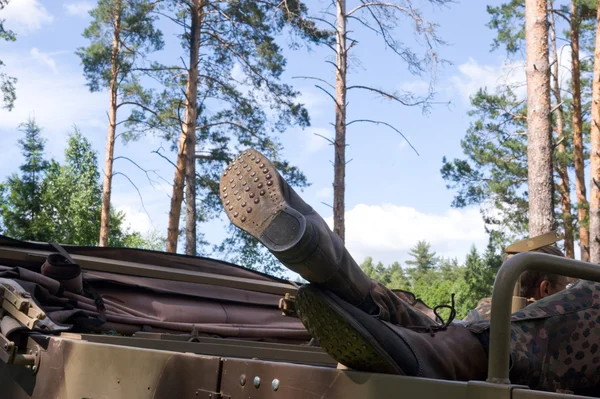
[0,235,310,344]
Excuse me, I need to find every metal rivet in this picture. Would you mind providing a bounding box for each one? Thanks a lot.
[244,163,248,168]
[229,206,233,211]
[260,163,265,168]
[242,202,247,207]
[238,175,243,180]
[254,198,259,204]
[260,190,265,196]
[224,193,228,198]
[257,183,263,188]
[223,187,227,191]
[253,177,259,182]
[267,181,273,186]
[272,379,280,391]
[247,207,252,213]
[245,187,250,192]
[263,168,268,173]
[229,179,234,183]
[242,181,247,186]
[225,200,230,205]
[266,174,271,179]
[251,172,256,177]
[241,216,246,222]
[234,212,239,218]
[254,376,261,388]
[240,374,247,386]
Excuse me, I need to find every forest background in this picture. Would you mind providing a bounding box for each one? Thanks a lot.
[0,0,593,318]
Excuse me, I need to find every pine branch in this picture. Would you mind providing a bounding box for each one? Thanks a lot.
[346,119,419,155]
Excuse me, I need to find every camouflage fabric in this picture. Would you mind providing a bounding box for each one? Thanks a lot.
[467,279,600,394]
[462,297,492,323]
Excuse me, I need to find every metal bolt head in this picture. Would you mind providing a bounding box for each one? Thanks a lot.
[253,376,261,388]
[272,379,280,391]
[240,374,246,386]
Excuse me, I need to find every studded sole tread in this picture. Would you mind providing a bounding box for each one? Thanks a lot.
[219,149,289,241]
[296,286,401,375]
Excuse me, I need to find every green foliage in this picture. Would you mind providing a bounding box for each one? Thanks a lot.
[405,240,438,274]
[441,87,529,235]
[1,118,50,240]
[360,237,504,320]
[0,0,16,110]
[128,0,331,272]
[76,0,164,92]
[0,118,162,249]
[486,0,525,55]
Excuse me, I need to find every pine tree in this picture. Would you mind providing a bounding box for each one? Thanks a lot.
[129,0,328,269]
[1,118,50,240]
[589,2,600,262]
[77,0,164,246]
[441,88,529,235]
[405,241,439,275]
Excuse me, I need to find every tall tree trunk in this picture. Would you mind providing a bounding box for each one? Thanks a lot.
[588,4,600,263]
[525,0,554,237]
[549,4,574,258]
[99,0,122,247]
[165,0,201,254]
[571,1,590,261]
[185,0,201,256]
[333,0,347,242]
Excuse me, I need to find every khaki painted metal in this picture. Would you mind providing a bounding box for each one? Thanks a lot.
[0,245,297,297]
[503,231,562,313]
[1,335,223,399]
[1,333,585,399]
[60,332,337,367]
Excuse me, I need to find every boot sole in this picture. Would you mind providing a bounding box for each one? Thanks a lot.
[220,149,306,252]
[296,285,405,375]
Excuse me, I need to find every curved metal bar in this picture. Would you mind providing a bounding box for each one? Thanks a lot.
[487,252,600,383]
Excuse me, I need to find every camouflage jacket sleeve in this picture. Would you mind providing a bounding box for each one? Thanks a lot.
[462,297,492,323]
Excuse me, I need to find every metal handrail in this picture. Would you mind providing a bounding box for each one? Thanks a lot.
[487,252,600,383]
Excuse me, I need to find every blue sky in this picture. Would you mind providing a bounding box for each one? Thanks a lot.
[0,0,552,270]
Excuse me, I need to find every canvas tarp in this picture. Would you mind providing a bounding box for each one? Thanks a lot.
[0,235,311,344]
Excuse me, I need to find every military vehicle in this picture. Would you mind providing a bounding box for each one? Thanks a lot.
[0,232,595,398]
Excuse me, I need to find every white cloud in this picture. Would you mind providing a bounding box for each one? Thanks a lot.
[325,203,488,266]
[0,51,106,157]
[316,186,332,199]
[451,58,526,103]
[64,2,94,17]
[451,50,574,105]
[0,0,54,35]
[30,48,57,73]
[400,80,431,96]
